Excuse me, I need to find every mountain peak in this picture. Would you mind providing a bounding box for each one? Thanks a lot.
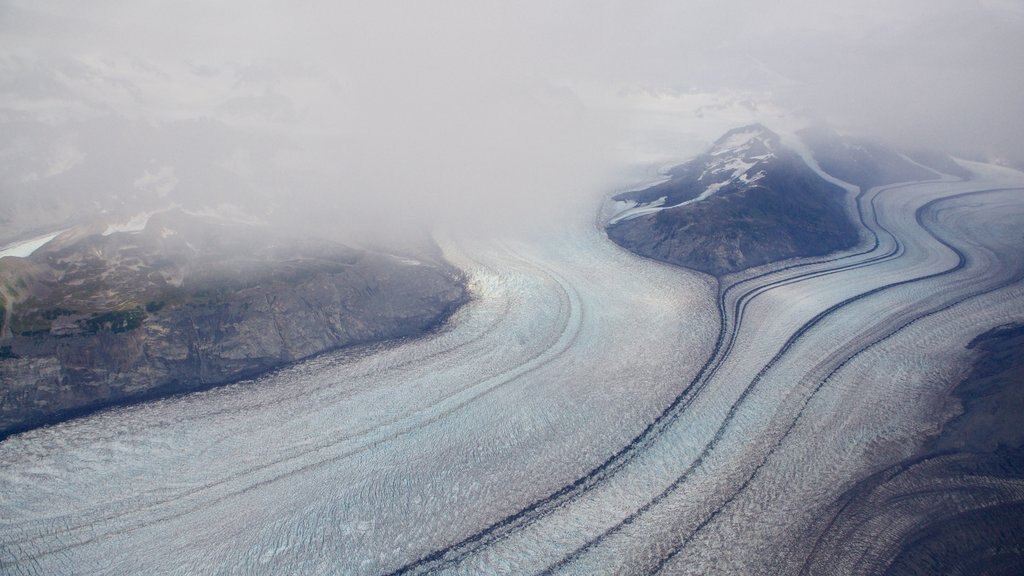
[608,123,859,276]
[611,124,788,223]
[710,124,778,156]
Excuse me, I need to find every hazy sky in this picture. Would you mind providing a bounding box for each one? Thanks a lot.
[1,0,1022,239]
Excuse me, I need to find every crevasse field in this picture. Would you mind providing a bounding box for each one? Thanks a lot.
[2,157,1023,574]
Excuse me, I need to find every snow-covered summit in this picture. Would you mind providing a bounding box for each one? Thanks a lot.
[607,123,860,276]
[610,124,782,223]
[708,124,777,157]
[695,123,778,192]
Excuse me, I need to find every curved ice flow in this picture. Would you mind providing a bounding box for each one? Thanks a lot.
[0,218,718,574]
[652,185,1024,576]
[0,164,1022,575]
[545,171,1024,574]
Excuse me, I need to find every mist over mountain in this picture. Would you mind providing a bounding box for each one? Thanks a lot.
[606,125,859,276]
[2,2,1024,575]
[2,0,1021,247]
[604,122,988,277]
[0,206,468,439]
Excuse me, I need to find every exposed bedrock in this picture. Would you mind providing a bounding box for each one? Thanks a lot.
[606,125,862,276]
[798,323,1024,575]
[605,124,965,277]
[0,213,467,439]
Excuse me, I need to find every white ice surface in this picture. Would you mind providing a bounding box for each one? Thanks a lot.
[2,144,1022,575]
[607,196,666,224]
[102,210,161,236]
[0,231,65,259]
[607,156,766,224]
[710,128,764,154]
[100,204,266,237]
[0,209,720,575]
[182,203,266,226]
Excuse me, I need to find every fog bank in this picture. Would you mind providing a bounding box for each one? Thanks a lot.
[2,0,1021,243]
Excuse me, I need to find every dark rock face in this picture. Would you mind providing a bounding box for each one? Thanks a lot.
[799,323,1024,575]
[0,212,468,439]
[933,323,1024,453]
[606,125,860,277]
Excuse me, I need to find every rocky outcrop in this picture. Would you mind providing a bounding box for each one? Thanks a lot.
[931,322,1024,454]
[0,212,468,438]
[606,125,861,277]
[799,323,1024,575]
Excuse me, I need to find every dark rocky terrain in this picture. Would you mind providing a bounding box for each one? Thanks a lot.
[606,125,1021,571]
[800,323,1024,575]
[933,323,1024,454]
[605,124,973,278]
[0,210,468,439]
[606,125,861,276]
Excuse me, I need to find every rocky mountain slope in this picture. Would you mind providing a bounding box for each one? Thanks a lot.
[605,124,969,277]
[606,125,861,276]
[0,210,467,438]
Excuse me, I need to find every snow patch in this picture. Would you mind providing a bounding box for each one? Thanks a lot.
[97,203,264,239]
[711,128,765,155]
[182,204,265,226]
[0,230,65,259]
[704,157,757,179]
[739,170,766,184]
[609,131,773,224]
[696,181,728,202]
[103,210,162,236]
[608,196,667,224]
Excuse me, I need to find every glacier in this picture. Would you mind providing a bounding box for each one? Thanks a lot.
[1,156,1023,574]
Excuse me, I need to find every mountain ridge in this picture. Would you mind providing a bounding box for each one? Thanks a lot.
[606,124,861,276]
[0,212,468,439]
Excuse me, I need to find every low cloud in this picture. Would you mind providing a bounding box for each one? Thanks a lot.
[1,0,1020,244]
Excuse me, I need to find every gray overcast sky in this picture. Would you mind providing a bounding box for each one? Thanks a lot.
[2,0,1022,239]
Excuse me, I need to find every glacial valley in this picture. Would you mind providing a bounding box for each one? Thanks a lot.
[1,137,1023,574]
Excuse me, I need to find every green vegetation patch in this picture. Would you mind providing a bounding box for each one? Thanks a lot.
[83,307,146,334]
